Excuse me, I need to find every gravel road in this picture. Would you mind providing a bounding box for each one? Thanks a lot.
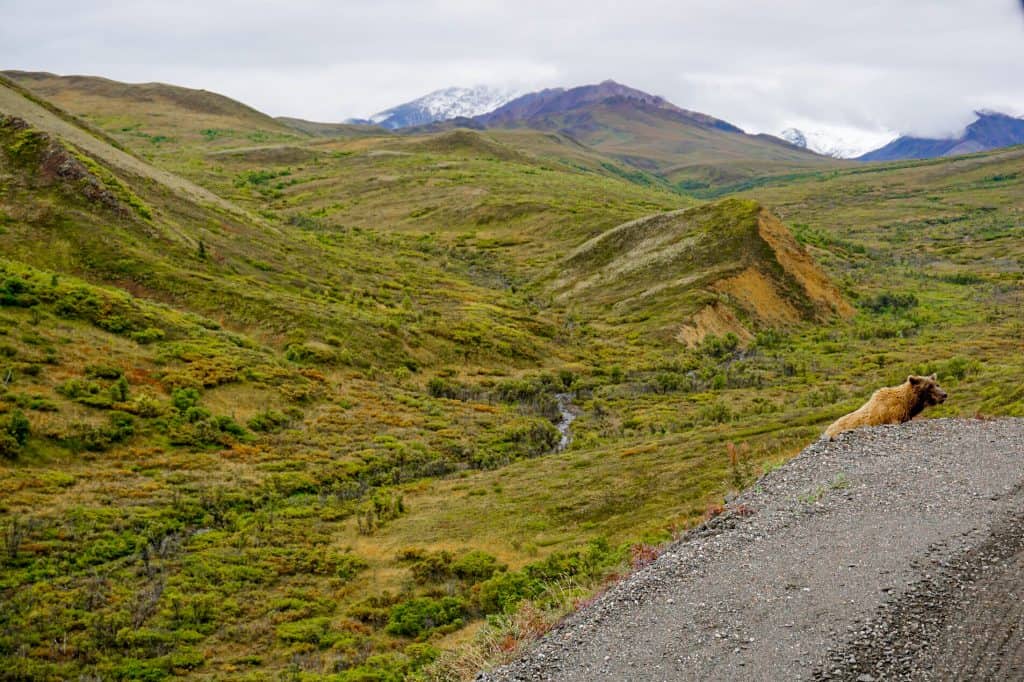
[480,418,1024,681]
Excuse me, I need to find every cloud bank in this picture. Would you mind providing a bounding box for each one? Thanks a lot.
[3,0,1023,138]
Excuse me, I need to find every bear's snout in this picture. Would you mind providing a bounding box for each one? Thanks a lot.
[935,389,947,403]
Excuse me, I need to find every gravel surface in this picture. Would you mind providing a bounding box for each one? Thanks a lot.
[479,418,1024,682]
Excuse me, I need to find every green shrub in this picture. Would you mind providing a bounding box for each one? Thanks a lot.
[385,597,466,637]
[652,371,689,393]
[171,387,200,412]
[112,659,168,682]
[408,550,453,584]
[474,418,560,467]
[0,278,39,308]
[0,409,29,456]
[120,392,164,417]
[346,594,396,627]
[524,537,620,583]
[862,292,918,314]
[337,554,368,581]
[130,327,166,344]
[284,341,338,365]
[215,415,246,437]
[698,333,740,359]
[275,616,331,645]
[0,431,20,459]
[450,550,505,583]
[477,571,542,614]
[5,409,29,446]
[55,411,134,452]
[427,376,473,400]
[85,364,124,380]
[111,376,130,402]
[697,401,733,424]
[247,409,290,432]
[58,378,114,408]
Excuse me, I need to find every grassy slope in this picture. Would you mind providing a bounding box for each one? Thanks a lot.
[2,70,303,154]
[0,75,1022,680]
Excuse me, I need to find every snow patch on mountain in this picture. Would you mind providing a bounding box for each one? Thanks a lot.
[351,86,523,130]
[780,124,897,159]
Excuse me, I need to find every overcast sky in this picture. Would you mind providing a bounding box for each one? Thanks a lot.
[3,0,1024,144]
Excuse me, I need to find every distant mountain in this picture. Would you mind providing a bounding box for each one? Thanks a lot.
[779,127,893,159]
[469,80,837,190]
[475,80,742,132]
[347,85,521,130]
[858,112,1024,161]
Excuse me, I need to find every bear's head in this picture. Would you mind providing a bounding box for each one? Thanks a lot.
[908,373,947,407]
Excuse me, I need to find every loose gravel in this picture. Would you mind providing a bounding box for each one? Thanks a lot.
[478,418,1024,682]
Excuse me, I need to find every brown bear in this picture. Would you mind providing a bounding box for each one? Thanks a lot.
[824,374,947,439]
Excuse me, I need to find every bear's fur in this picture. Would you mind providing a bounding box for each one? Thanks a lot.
[824,374,947,439]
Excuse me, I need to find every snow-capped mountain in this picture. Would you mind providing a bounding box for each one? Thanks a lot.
[780,126,896,159]
[347,86,523,130]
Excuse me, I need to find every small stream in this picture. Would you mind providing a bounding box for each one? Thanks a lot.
[554,393,577,452]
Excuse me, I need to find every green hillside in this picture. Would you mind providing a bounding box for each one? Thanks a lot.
[1,74,1022,681]
[2,70,302,155]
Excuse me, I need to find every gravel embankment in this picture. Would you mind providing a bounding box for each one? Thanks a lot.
[479,418,1024,682]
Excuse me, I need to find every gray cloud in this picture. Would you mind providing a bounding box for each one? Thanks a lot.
[2,0,1023,138]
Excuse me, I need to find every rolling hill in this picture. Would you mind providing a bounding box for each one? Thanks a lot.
[2,70,296,139]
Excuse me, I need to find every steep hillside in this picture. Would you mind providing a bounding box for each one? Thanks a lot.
[0,74,245,214]
[2,70,306,171]
[552,199,852,344]
[859,111,1024,161]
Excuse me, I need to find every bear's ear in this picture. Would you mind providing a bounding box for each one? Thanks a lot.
[907,375,919,385]
[928,373,937,381]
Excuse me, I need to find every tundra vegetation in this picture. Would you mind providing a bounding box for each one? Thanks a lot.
[0,72,1022,680]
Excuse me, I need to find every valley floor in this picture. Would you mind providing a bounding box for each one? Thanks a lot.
[481,418,1024,681]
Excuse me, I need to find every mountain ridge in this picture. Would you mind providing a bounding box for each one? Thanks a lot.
[346,85,521,129]
[463,80,838,191]
[475,80,743,133]
[859,111,1024,161]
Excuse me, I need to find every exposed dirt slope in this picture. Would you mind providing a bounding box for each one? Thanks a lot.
[552,198,852,344]
[481,418,1024,681]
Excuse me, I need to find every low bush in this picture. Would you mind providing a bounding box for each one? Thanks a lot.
[85,364,123,380]
[246,409,290,432]
[385,597,466,638]
[130,327,165,344]
[451,550,505,583]
[476,571,542,615]
[861,292,918,314]
[0,278,38,308]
